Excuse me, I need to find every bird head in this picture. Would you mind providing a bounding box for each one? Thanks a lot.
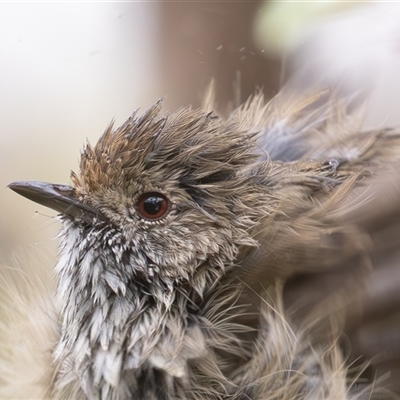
[9,100,271,299]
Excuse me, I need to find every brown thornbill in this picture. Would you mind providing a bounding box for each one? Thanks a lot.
[3,91,400,399]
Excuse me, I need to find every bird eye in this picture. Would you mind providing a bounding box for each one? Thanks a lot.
[137,192,169,220]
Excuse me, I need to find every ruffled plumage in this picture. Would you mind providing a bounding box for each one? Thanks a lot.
[2,90,400,399]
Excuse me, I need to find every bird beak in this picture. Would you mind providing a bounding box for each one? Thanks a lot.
[8,181,108,223]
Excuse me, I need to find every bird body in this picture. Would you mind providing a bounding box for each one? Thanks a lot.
[3,91,400,399]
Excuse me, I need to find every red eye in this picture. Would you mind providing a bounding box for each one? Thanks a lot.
[137,192,169,220]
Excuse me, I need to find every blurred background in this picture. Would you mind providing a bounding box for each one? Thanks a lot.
[1,1,400,262]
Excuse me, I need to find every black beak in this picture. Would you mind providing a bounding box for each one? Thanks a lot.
[8,181,108,224]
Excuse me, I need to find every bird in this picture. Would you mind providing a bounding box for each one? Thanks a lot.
[2,89,400,399]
